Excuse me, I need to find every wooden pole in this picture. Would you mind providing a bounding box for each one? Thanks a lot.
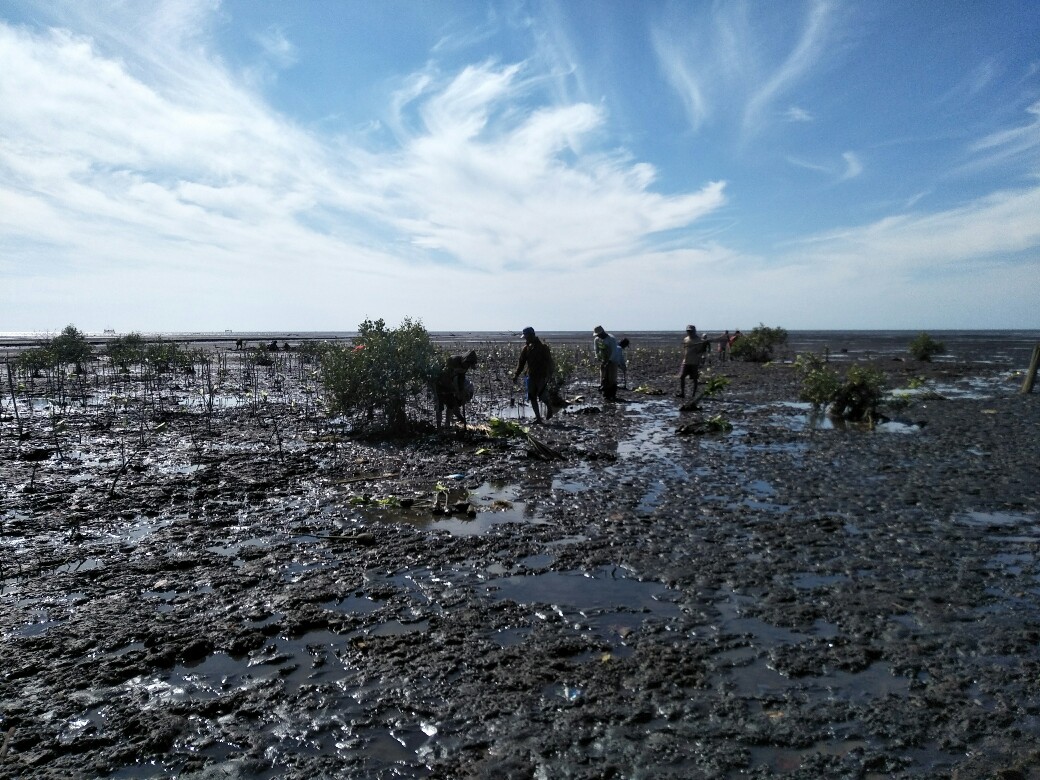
[1022,344,1040,394]
[5,359,23,440]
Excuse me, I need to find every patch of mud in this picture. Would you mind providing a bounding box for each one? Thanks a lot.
[2,339,1039,778]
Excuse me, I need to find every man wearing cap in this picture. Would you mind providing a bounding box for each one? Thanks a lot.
[678,325,710,398]
[593,325,620,402]
[513,327,555,423]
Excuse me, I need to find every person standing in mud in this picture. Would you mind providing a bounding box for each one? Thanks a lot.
[678,324,710,398]
[593,325,620,402]
[513,327,555,423]
[718,330,730,362]
[434,349,477,429]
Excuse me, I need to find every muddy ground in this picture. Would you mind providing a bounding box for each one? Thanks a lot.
[1,335,1039,779]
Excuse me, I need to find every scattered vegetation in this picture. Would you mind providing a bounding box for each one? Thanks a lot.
[730,324,788,363]
[677,413,733,436]
[15,346,53,377]
[908,332,946,362]
[699,375,730,399]
[106,332,146,371]
[487,417,527,438]
[632,384,665,395]
[705,414,733,432]
[14,324,94,376]
[796,353,842,408]
[145,340,198,373]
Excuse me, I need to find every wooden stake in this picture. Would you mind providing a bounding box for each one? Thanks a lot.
[1022,344,1040,394]
[0,726,14,760]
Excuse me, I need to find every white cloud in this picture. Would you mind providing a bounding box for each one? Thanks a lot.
[785,106,814,122]
[0,8,727,331]
[789,186,1040,272]
[254,26,297,69]
[839,151,862,181]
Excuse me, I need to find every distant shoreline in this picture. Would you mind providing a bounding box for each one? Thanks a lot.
[2,329,1038,366]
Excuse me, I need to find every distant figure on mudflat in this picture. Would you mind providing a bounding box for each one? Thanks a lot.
[593,325,620,402]
[678,325,710,398]
[718,330,730,362]
[435,350,477,429]
[513,327,555,423]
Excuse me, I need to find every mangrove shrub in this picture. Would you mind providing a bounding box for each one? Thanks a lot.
[797,353,886,421]
[908,332,946,362]
[321,317,436,433]
[730,324,788,363]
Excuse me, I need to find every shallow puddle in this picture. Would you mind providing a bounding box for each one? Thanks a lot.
[956,510,1039,530]
[791,572,849,590]
[486,565,681,626]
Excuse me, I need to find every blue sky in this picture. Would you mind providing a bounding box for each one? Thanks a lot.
[1,0,1038,333]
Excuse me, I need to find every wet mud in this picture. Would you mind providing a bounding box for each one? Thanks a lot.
[2,337,1039,778]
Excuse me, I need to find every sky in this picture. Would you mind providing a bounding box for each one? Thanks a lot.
[1,0,1039,334]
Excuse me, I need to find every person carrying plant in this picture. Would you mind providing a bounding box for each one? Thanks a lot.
[678,325,710,398]
[513,327,555,423]
[593,325,621,401]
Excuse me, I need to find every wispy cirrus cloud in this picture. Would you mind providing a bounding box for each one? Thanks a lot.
[784,150,862,182]
[740,0,833,139]
[651,0,836,139]
[965,99,1040,171]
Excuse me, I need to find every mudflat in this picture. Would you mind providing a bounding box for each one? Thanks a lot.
[1,332,1038,778]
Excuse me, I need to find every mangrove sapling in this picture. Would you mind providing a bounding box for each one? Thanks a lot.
[797,354,887,421]
[680,374,730,412]
[108,421,154,498]
[47,414,66,462]
[199,357,216,432]
[269,412,285,462]
[19,446,54,493]
[183,414,207,463]
[796,353,841,409]
[830,365,886,421]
